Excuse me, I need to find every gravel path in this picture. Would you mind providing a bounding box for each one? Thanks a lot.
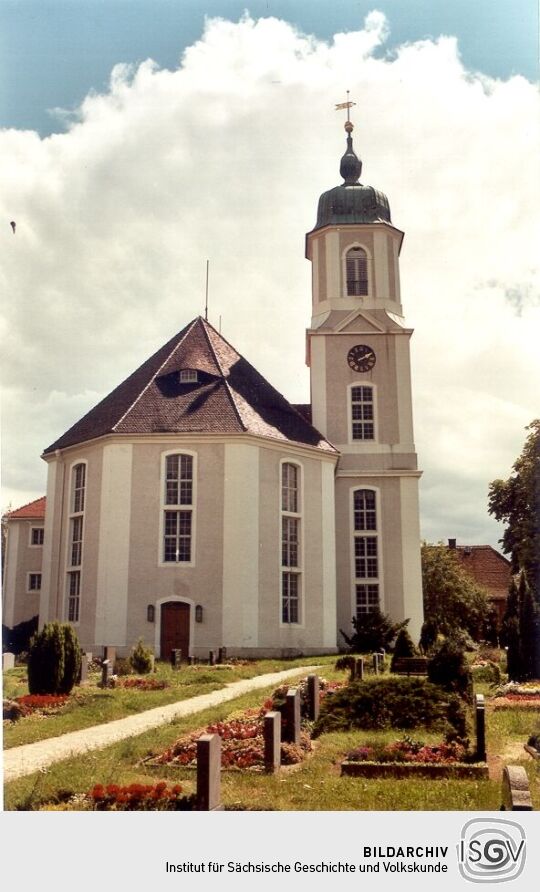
[4,665,316,783]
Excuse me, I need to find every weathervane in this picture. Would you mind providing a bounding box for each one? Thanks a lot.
[335,90,356,132]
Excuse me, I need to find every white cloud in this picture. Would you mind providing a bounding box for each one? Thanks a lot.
[1,12,539,547]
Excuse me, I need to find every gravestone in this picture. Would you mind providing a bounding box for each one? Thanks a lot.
[349,658,356,682]
[307,674,320,722]
[264,711,281,773]
[209,651,216,666]
[501,765,533,811]
[188,656,195,666]
[356,657,364,681]
[218,647,227,664]
[79,653,89,683]
[284,688,301,745]
[372,652,380,674]
[101,659,111,687]
[475,693,487,761]
[196,734,222,811]
[3,652,15,671]
[170,649,182,668]
[103,646,116,671]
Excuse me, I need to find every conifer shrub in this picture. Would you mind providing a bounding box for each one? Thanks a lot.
[341,608,406,653]
[130,638,153,674]
[390,627,417,670]
[27,621,82,695]
[427,637,473,702]
[312,677,467,739]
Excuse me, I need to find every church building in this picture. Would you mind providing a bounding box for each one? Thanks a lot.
[3,117,424,658]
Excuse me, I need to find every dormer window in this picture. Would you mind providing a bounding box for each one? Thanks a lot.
[179,369,198,383]
[346,246,368,296]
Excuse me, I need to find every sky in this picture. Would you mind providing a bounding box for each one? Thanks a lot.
[1,1,539,550]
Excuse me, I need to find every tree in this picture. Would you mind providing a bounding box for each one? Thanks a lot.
[488,420,540,597]
[421,543,491,641]
[340,608,407,653]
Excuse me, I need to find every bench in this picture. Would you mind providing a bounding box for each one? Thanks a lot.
[392,657,429,676]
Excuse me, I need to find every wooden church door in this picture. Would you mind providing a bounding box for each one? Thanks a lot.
[160,601,190,660]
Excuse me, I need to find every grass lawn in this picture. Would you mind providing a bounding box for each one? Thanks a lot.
[2,656,335,749]
[4,666,539,812]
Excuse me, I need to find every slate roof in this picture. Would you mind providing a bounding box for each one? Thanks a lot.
[44,318,335,455]
[451,544,512,600]
[7,496,46,520]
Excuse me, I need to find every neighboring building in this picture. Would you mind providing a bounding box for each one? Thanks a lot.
[447,538,512,626]
[2,497,46,629]
[3,117,424,657]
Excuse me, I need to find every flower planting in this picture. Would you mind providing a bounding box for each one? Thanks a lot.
[88,782,195,811]
[491,682,540,709]
[346,736,469,764]
[149,708,311,770]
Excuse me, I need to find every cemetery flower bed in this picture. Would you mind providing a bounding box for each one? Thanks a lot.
[88,782,196,811]
[341,736,488,779]
[491,682,540,709]
[265,677,344,716]
[148,709,311,770]
[4,693,71,721]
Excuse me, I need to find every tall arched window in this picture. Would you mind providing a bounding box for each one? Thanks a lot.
[281,462,301,624]
[346,246,368,296]
[351,385,375,440]
[163,453,194,563]
[353,489,380,617]
[66,462,86,622]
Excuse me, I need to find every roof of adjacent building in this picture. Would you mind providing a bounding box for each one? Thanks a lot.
[450,544,512,600]
[7,496,46,520]
[44,317,335,455]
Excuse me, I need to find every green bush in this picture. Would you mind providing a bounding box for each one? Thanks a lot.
[341,608,407,653]
[427,637,473,702]
[27,621,82,695]
[130,638,153,674]
[312,677,467,740]
[390,627,417,670]
[471,661,502,685]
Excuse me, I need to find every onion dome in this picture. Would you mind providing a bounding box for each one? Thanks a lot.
[313,122,391,230]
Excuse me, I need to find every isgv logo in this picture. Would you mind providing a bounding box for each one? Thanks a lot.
[458,818,526,883]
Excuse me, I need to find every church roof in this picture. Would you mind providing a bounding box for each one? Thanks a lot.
[7,496,46,520]
[44,318,335,455]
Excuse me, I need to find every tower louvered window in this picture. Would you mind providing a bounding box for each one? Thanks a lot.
[353,489,380,616]
[346,247,368,296]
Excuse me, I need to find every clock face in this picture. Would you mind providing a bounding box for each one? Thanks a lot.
[347,344,376,372]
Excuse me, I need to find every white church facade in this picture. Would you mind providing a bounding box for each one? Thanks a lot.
[3,119,424,658]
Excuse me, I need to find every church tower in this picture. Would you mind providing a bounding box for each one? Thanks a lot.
[306,112,424,643]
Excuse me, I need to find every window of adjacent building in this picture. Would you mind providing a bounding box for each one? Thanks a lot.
[30,527,44,546]
[28,573,42,592]
[66,462,86,623]
[351,385,375,440]
[163,453,194,563]
[346,246,368,296]
[281,462,301,624]
[353,489,380,616]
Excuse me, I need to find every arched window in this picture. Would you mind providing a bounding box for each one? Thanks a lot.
[353,489,380,616]
[163,453,194,563]
[66,462,86,623]
[346,246,368,296]
[281,462,301,624]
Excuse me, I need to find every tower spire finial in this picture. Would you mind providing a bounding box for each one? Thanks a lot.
[335,90,362,184]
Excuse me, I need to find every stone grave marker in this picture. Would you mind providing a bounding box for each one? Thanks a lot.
[501,765,533,811]
[218,647,227,664]
[284,688,301,745]
[188,656,195,666]
[197,733,222,811]
[264,711,281,773]
[356,657,364,681]
[475,693,487,762]
[372,652,380,674]
[3,652,15,671]
[79,653,89,683]
[101,659,111,687]
[170,648,182,668]
[209,650,216,666]
[307,674,320,722]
